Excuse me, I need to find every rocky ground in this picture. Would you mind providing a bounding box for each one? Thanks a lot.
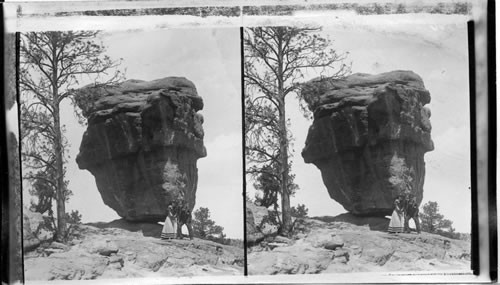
[24,224,243,281]
[247,218,470,275]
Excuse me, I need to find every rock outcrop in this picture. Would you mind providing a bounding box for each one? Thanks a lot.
[301,71,434,216]
[248,218,470,275]
[76,77,206,222]
[24,224,243,280]
[246,202,279,245]
[23,207,54,252]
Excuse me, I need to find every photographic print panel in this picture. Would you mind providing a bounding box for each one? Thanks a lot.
[19,27,244,281]
[243,4,473,277]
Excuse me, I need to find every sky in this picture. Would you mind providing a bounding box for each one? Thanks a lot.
[269,15,471,233]
[25,28,244,239]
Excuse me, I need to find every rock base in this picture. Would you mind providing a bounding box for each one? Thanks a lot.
[24,224,243,280]
[248,218,470,275]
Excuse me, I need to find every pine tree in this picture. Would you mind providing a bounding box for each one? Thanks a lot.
[20,31,123,242]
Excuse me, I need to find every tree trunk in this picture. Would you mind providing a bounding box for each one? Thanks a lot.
[279,100,292,236]
[51,38,67,242]
[276,29,292,236]
[53,106,67,242]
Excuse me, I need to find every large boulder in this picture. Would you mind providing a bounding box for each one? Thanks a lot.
[23,207,54,252]
[301,71,433,216]
[76,77,206,222]
[246,202,279,245]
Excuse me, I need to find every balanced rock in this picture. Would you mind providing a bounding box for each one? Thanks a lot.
[301,71,433,216]
[76,77,206,222]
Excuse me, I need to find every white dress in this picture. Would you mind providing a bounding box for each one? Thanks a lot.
[388,199,404,233]
[161,215,177,239]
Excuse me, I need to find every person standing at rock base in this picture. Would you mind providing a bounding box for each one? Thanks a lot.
[403,195,421,234]
[388,195,404,233]
[161,204,177,240]
[174,198,194,240]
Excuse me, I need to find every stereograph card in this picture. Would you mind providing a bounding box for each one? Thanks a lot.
[1,0,494,284]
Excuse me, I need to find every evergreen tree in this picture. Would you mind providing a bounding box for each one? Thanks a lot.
[420,201,455,234]
[290,204,309,219]
[20,31,123,242]
[192,207,226,242]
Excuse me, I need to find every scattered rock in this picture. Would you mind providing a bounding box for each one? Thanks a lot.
[460,252,471,260]
[349,245,363,255]
[75,77,206,222]
[301,71,434,215]
[25,253,109,280]
[90,240,119,256]
[362,247,394,266]
[249,244,332,275]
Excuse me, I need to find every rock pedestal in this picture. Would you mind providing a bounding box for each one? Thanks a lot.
[76,77,206,222]
[301,71,433,216]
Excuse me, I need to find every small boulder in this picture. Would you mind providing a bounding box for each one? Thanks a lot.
[349,245,362,255]
[362,247,394,266]
[324,240,344,251]
[107,255,124,269]
[268,243,287,250]
[273,236,292,244]
[332,249,350,264]
[90,240,119,256]
[49,241,70,251]
[44,248,64,256]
